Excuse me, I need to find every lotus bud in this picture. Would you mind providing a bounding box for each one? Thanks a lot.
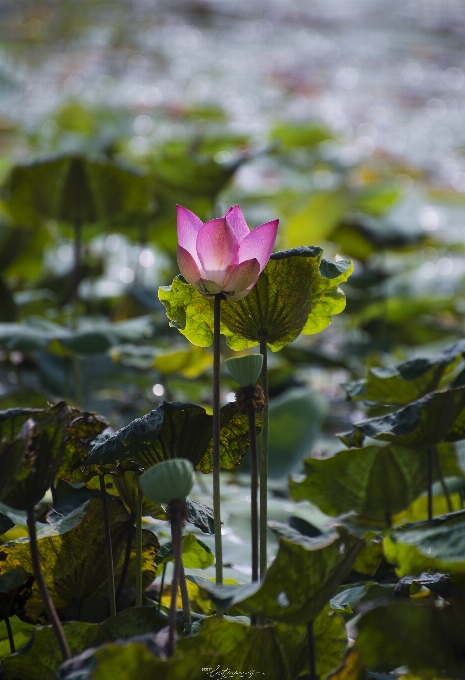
[225,355,263,387]
[139,459,195,506]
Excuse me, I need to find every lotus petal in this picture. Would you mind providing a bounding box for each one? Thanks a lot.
[177,245,202,286]
[196,218,239,286]
[238,220,279,271]
[225,205,251,242]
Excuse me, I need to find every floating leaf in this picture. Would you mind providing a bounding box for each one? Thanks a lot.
[159,248,352,351]
[290,444,430,521]
[343,341,465,406]
[189,526,363,624]
[339,387,465,449]
[0,497,158,619]
[355,601,465,678]
[383,510,465,577]
[88,401,256,475]
[270,121,334,149]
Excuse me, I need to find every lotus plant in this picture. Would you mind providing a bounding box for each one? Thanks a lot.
[176,205,278,594]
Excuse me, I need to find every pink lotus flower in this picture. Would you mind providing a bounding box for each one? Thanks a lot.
[176,205,279,301]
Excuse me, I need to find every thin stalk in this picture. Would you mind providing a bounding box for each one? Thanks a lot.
[99,475,116,617]
[427,447,434,525]
[73,356,83,408]
[116,511,136,601]
[433,447,453,513]
[259,336,269,580]
[26,506,70,661]
[179,561,192,635]
[72,218,82,330]
[213,294,223,591]
[4,617,15,654]
[158,563,167,613]
[135,486,143,606]
[248,408,259,584]
[168,501,183,657]
[307,620,317,680]
[248,406,259,628]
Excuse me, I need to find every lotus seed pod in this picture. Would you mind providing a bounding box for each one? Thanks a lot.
[139,459,195,505]
[225,355,263,387]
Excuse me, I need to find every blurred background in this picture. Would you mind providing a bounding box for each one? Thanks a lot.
[1,0,465,463]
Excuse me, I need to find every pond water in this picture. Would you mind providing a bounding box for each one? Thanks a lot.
[2,0,465,179]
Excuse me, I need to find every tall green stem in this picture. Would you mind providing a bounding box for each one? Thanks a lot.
[168,500,183,657]
[434,446,453,512]
[135,486,143,606]
[158,563,167,613]
[99,475,116,617]
[4,617,15,654]
[213,294,223,591]
[248,408,259,584]
[307,620,317,680]
[72,218,82,330]
[427,447,434,525]
[179,561,192,635]
[26,506,70,661]
[259,336,269,579]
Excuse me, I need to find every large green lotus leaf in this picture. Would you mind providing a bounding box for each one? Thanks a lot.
[0,616,35,661]
[289,444,430,521]
[155,534,213,569]
[58,610,345,680]
[355,602,465,678]
[383,510,465,577]
[158,248,352,351]
[4,403,83,510]
[152,148,239,197]
[2,621,98,680]
[189,526,363,624]
[2,155,151,226]
[87,401,256,475]
[343,340,465,406]
[60,641,215,680]
[178,611,346,679]
[0,497,158,619]
[339,387,465,449]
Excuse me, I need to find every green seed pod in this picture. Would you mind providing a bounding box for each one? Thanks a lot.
[139,459,195,505]
[225,355,263,387]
